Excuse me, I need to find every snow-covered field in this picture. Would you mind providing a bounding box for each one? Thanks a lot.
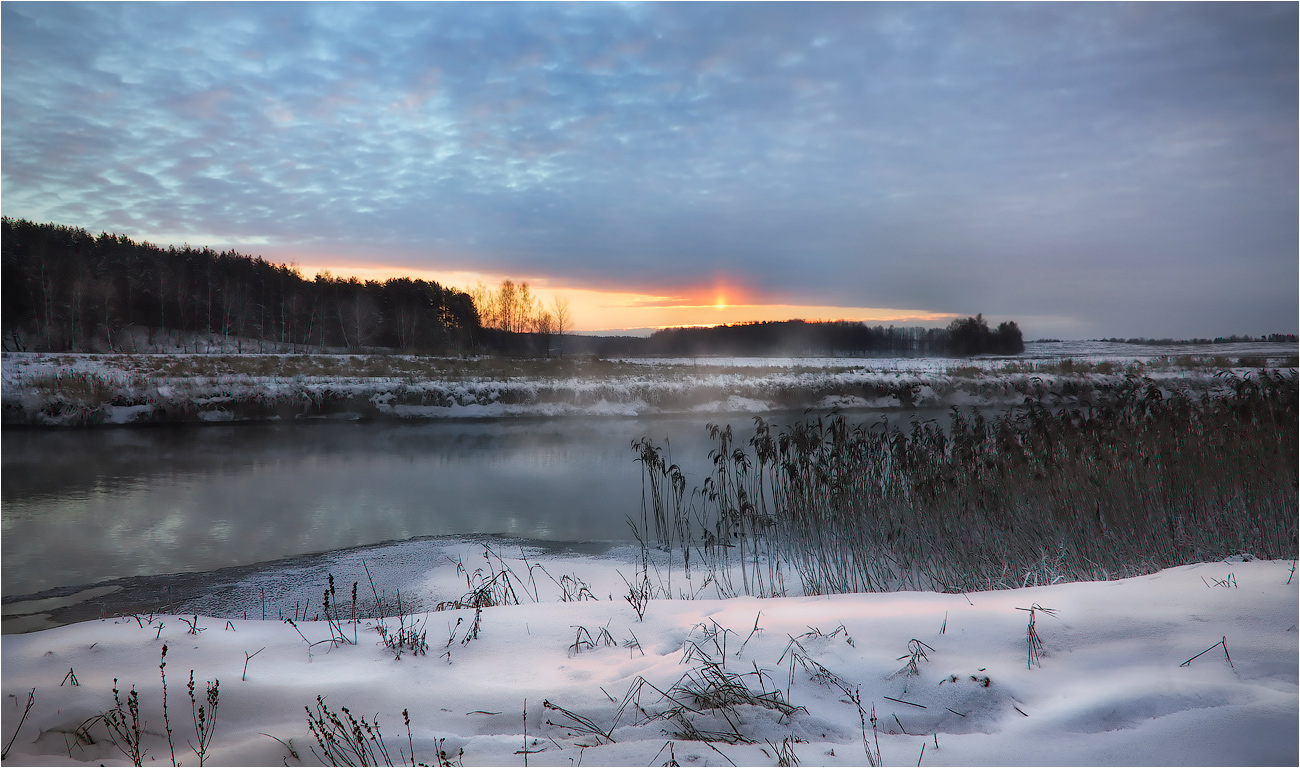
[3,341,1295,426]
[1,542,1295,766]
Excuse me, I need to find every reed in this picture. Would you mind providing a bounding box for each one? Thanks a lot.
[436,546,526,611]
[187,672,220,766]
[306,696,395,767]
[634,370,1299,597]
[91,681,147,766]
[1,689,35,761]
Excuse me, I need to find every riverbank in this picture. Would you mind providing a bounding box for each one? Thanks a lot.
[1,546,1295,766]
[3,341,1295,427]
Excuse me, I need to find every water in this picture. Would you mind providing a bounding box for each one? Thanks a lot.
[1,412,920,594]
[2,407,969,631]
[3,418,667,597]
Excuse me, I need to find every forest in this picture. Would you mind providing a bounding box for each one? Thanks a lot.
[1,218,481,355]
[623,316,1024,357]
[560,317,1025,357]
[2,218,1022,357]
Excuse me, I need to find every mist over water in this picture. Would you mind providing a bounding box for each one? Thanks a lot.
[2,420,636,597]
[2,411,946,598]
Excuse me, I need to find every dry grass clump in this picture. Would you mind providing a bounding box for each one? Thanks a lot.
[305,696,396,766]
[545,618,804,752]
[635,371,1299,596]
[17,370,150,423]
[67,646,222,768]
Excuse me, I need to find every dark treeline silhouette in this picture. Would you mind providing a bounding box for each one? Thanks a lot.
[944,314,1026,356]
[644,317,1023,357]
[646,320,948,357]
[2,218,481,353]
[566,317,1024,358]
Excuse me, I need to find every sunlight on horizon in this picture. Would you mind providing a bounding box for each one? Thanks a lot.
[294,262,956,333]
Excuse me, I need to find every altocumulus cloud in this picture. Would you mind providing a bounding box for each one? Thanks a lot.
[2,2,1295,338]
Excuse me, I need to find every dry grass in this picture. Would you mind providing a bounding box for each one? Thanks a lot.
[635,371,1299,596]
[10,349,1293,426]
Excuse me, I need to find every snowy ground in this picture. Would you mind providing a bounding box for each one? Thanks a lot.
[3,341,1295,426]
[2,543,1295,767]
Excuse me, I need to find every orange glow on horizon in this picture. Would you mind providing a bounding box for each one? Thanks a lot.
[291,261,956,334]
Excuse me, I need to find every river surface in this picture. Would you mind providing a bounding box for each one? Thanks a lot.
[3,409,960,605]
[0,417,664,598]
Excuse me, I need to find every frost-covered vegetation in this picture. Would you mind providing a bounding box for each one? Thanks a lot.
[630,370,1298,597]
[4,342,1297,426]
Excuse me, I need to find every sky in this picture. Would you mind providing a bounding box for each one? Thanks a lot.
[2,2,1296,338]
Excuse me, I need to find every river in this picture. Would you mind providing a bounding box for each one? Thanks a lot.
[3,409,962,604]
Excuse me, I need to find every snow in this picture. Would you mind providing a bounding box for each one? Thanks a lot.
[3,544,1295,767]
[4,342,1295,426]
[690,395,772,413]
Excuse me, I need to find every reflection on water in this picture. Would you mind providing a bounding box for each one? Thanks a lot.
[3,417,747,596]
[2,410,950,598]
[2,420,638,596]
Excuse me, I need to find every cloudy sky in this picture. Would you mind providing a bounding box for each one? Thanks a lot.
[3,2,1296,337]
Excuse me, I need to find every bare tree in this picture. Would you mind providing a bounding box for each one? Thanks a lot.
[515,282,535,333]
[498,280,519,333]
[471,279,542,333]
[468,282,494,330]
[535,310,555,356]
[550,296,572,356]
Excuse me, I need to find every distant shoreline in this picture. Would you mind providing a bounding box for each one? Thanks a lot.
[3,341,1294,428]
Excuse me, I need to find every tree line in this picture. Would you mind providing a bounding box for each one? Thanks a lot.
[579,317,1024,357]
[2,218,486,354]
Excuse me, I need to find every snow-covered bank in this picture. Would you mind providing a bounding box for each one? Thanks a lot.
[3,342,1295,426]
[2,551,1295,766]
